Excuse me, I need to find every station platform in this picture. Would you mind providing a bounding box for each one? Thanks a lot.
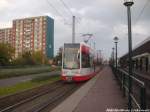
[51,66,127,112]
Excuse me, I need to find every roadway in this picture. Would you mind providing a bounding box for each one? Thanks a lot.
[0,71,60,87]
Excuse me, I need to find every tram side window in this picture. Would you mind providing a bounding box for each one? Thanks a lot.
[82,52,91,68]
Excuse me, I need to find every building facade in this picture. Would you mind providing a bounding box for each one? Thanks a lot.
[0,28,13,46]
[0,16,54,59]
[120,37,150,73]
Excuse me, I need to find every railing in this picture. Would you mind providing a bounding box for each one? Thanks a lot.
[111,66,147,109]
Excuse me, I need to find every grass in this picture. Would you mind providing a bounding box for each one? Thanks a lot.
[0,66,61,79]
[0,75,60,96]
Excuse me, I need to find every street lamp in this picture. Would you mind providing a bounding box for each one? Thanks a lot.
[112,47,115,68]
[124,0,134,6]
[124,0,134,110]
[114,36,119,72]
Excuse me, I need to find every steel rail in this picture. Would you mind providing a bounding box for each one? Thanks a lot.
[0,82,62,112]
[33,85,76,112]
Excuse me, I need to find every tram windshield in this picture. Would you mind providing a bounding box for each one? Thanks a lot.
[63,44,80,69]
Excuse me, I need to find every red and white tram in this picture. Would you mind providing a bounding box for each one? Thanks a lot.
[61,42,97,82]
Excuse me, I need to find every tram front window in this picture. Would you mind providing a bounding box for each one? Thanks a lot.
[63,47,80,69]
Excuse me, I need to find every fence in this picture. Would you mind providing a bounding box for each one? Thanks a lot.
[111,66,147,109]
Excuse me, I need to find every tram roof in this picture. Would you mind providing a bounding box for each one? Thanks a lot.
[64,42,91,47]
[64,42,95,51]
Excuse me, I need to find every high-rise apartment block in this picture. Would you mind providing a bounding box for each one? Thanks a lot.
[0,16,54,59]
[0,28,13,46]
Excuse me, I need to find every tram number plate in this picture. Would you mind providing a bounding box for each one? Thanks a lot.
[66,77,72,81]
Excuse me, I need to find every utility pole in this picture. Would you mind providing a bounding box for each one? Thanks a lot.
[72,16,75,43]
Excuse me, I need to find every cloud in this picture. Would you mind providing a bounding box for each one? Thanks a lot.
[112,24,128,38]
[0,0,11,11]
[0,0,149,59]
[133,24,149,36]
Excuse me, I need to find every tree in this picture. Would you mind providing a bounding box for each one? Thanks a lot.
[53,47,62,65]
[22,51,35,65]
[13,51,35,65]
[0,43,15,66]
[13,50,49,65]
[32,51,43,64]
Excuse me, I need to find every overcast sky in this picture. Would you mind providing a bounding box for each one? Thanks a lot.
[0,0,150,59]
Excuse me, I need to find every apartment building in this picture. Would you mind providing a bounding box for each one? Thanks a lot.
[0,16,54,59]
[0,28,13,46]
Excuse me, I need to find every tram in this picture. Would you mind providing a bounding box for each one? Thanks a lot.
[61,42,97,82]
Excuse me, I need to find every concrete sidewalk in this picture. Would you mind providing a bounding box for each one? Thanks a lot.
[74,66,127,112]
[51,66,127,112]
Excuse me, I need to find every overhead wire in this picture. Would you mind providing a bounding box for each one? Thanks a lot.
[59,0,73,16]
[58,0,81,24]
[134,0,150,25]
[46,0,70,24]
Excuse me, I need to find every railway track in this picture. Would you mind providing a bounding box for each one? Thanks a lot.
[0,81,83,112]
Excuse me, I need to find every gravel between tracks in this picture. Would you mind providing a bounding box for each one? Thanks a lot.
[0,80,83,112]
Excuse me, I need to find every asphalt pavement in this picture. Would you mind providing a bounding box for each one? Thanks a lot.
[0,71,60,87]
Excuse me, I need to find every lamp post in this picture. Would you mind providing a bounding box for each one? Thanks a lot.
[124,0,134,110]
[114,36,119,72]
[99,50,102,65]
[112,47,115,67]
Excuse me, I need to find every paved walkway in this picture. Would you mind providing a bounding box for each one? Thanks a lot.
[51,66,127,112]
